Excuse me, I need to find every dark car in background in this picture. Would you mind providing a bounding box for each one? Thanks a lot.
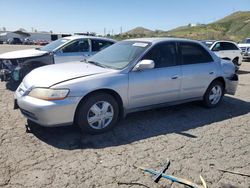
[7,38,23,45]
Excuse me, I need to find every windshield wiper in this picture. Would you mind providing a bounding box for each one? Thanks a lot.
[86,60,107,68]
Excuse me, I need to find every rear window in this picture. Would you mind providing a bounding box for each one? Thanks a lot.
[180,42,213,65]
[221,42,239,50]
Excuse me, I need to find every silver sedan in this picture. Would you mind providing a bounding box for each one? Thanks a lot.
[15,38,238,134]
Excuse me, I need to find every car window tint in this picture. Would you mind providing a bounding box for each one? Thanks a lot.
[91,40,114,52]
[221,42,238,50]
[143,42,177,68]
[61,39,89,53]
[212,42,221,51]
[180,42,213,64]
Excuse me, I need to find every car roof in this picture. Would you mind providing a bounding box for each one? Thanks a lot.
[124,37,201,44]
[206,40,237,44]
[64,35,116,42]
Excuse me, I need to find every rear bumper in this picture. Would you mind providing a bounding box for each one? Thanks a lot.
[225,74,238,95]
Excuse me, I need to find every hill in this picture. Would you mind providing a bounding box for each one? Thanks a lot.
[125,27,153,35]
[119,11,250,41]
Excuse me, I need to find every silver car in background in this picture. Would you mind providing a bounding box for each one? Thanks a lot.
[15,38,238,134]
[0,36,116,82]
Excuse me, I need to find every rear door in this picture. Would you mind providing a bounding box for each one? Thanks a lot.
[128,42,182,109]
[179,42,217,100]
[223,42,241,62]
[54,39,90,63]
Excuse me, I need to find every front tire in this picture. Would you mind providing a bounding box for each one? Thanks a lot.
[232,57,239,66]
[76,93,119,134]
[203,81,224,108]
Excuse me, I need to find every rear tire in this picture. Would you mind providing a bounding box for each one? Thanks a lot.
[203,80,224,108]
[76,93,119,134]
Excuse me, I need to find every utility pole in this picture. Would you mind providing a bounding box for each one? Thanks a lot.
[120,26,122,34]
[104,28,106,36]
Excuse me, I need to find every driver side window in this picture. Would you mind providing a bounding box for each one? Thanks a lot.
[142,42,177,68]
[61,39,89,53]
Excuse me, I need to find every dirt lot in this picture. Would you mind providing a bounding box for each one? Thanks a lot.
[0,45,249,188]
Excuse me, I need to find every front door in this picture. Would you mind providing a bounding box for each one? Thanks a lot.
[54,39,90,63]
[128,42,182,109]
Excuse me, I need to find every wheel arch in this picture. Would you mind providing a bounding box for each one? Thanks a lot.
[207,76,226,94]
[74,88,124,123]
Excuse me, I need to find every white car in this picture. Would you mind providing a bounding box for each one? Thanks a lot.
[238,38,250,60]
[0,36,116,82]
[202,40,242,66]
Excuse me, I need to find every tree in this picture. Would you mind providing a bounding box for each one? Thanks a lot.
[2,27,6,31]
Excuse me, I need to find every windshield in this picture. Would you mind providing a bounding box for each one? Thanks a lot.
[88,41,150,69]
[40,38,70,52]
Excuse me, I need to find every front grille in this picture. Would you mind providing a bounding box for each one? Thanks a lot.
[240,47,246,52]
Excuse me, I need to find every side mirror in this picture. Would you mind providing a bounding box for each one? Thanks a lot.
[133,59,155,71]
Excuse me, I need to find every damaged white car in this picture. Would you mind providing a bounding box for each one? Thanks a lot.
[0,36,115,82]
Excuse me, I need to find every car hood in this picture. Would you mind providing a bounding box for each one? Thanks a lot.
[238,43,250,48]
[0,49,48,59]
[23,61,112,88]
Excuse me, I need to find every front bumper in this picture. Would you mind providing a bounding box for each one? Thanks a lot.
[225,74,238,95]
[242,52,250,59]
[15,92,81,127]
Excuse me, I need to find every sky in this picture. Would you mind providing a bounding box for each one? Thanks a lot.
[0,0,249,35]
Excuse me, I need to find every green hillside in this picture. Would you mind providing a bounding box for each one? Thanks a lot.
[118,11,250,41]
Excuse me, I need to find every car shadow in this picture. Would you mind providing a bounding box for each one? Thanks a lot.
[5,81,20,91]
[27,96,250,150]
[237,70,250,75]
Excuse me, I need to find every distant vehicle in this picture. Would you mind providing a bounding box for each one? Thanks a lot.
[7,38,23,45]
[238,38,250,60]
[15,38,238,134]
[23,38,34,45]
[0,36,116,82]
[0,40,3,44]
[35,40,50,46]
[202,40,242,66]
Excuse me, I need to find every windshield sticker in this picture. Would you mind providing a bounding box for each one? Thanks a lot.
[132,43,148,47]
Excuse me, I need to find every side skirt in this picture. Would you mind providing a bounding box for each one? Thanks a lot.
[124,97,202,116]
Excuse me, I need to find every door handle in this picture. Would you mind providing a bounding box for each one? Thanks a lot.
[209,71,215,75]
[171,75,179,79]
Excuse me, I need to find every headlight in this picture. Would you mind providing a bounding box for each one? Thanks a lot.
[28,88,70,100]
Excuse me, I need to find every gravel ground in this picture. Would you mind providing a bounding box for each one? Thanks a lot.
[0,45,249,188]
